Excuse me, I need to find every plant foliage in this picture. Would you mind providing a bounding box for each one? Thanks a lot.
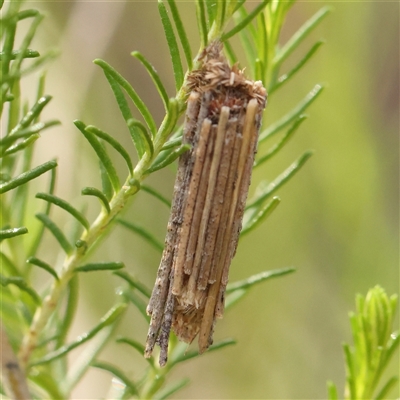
[0,0,334,398]
[327,286,399,400]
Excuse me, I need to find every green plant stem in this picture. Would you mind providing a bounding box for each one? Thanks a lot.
[17,177,140,370]
[140,358,171,398]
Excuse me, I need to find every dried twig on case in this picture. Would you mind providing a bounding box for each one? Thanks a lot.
[145,41,267,366]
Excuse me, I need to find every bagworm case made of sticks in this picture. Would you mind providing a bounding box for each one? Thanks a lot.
[145,42,267,366]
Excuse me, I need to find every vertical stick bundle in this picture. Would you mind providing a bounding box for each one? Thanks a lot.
[145,42,267,366]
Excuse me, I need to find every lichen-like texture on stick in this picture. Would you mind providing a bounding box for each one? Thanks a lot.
[145,41,267,366]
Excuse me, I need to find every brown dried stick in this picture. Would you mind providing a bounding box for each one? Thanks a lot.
[186,106,230,305]
[184,125,216,276]
[197,118,237,290]
[1,326,31,400]
[145,93,200,357]
[157,273,175,366]
[208,116,244,286]
[172,117,212,295]
[216,101,262,317]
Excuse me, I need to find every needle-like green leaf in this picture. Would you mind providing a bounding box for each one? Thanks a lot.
[223,40,238,65]
[35,213,73,255]
[274,6,331,67]
[26,256,59,280]
[91,361,139,397]
[117,219,163,252]
[382,331,399,367]
[30,303,127,366]
[113,270,152,298]
[74,120,120,194]
[166,0,193,70]
[28,373,64,400]
[155,97,179,145]
[222,0,270,41]
[205,0,217,24]
[0,129,38,148]
[81,187,110,214]
[75,262,125,273]
[28,165,57,257]
[36,192,90,231]
[131,51,169,110]
[160,136,182,151]
[85,125,134,176]
[62,325,118,394]
[141,184,171,208]
[236,4,258,45]
[116,336,155,368]
[375,377,399,400]
[94,59,157,136]
[254,58,264,82]
[227,268,296,293]
[0,120,59,155]
[0,252,19,276]
[99,71,146,159]
[247,151,313,209]
[99,160,113,201]
[255,115,307,168]
[215,0,226,32]
[8,12,43,76]
[2,133,40,157]
[326,381,338,400]
[0,159,57,194]
[225,288,247,310]
[154,378,190,400]
[0,48,39,60]
[0,226,28,240]
[270,40,325,93]
[196,0,208,48]
[259,85,323,142]
[158,0,184,91]
[127,118,154,158]
[233,0,246,13]
[147,143,190,174]
[170,338,236,366]
[16,9,40,20]
[237,27,256,77]
[8,95,52,135]
[116,337,145,356]
[241,196,281,236]
[125,290,150,322]
[0,274,41,305]
[256,11,268,78]
[20,49,59,77]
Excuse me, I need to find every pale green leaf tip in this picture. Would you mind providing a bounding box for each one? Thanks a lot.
[322,5,334,14]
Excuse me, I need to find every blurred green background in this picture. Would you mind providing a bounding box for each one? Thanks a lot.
[26,1,398,398]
